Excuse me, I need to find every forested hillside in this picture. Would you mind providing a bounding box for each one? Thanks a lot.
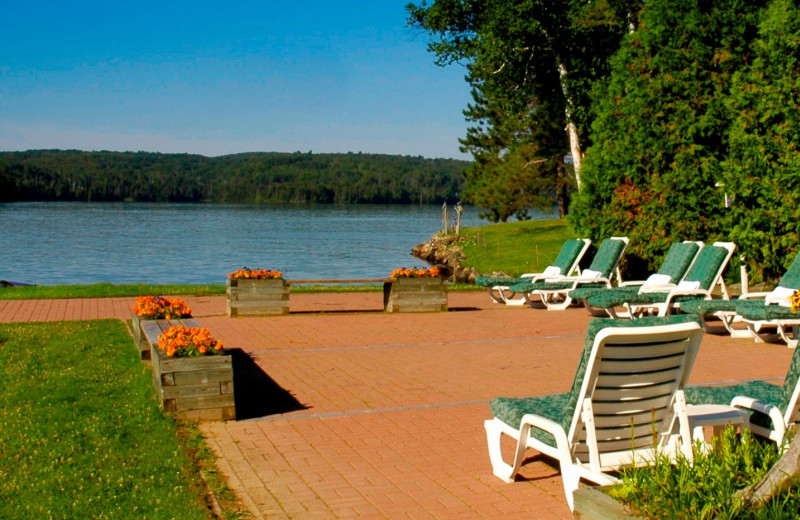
[0,150,469,204]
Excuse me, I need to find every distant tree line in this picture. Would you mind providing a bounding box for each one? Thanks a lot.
[0,150,469,205]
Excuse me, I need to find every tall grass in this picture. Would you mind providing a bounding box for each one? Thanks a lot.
[612,428,800,519]
[0,320,219,519]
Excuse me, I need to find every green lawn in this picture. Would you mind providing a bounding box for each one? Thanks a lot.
[0,320,222,519]
[459,218,576,276]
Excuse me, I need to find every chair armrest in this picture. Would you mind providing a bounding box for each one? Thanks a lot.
[639,283,677,294]
[731,396,786,438]
[619,280,645,287]
[738,292,771,300]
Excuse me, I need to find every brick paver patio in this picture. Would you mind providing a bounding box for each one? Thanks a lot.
[0,291,792,519]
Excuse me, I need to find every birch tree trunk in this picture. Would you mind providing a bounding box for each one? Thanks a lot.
[557,62,583,190]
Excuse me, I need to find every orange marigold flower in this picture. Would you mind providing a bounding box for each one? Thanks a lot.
[157,325,224,358]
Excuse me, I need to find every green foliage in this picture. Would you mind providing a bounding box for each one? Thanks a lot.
[458,218,576,275]
[408,0,634,221]
[613,428,800,519]
[0,320,214,519]
[721,0,800,283]
[0,150,468,205]
[570,0,767,278]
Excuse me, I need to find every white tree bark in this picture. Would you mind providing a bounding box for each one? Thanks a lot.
[557,62,583,189]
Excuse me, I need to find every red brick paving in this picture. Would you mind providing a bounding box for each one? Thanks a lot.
[0,291,793,519]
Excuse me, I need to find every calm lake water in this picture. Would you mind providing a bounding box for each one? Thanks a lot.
[0,202,539,285]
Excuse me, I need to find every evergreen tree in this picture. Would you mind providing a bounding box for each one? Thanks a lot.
[570,0,766,276]
[408,0,634,221]
[722,0,800,282]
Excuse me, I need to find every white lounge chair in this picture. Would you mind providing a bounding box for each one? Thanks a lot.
[485,316,703,509]
[475,238,591,306]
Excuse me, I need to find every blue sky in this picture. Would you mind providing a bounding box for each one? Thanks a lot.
[0,2,472,159]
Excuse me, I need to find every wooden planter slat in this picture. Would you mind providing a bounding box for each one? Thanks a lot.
[227,278,289,316]
[572,486,644,520]
[140,318,236,421]
[384,277,447,313]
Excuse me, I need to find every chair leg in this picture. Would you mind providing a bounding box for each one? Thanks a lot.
[484,419,528,483]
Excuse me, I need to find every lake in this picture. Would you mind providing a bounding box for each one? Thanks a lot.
[0,202,552,285]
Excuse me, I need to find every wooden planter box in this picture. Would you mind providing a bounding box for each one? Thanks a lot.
[141,319,236,421]
[132,313,147,358]
[226,278,289,317]
[383,277,447,313]
[572,486,644,520]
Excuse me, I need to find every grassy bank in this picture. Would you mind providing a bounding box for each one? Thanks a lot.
[459,218,575,276]
[0,320,240,519]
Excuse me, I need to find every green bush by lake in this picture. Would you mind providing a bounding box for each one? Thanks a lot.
[0,320,216,519]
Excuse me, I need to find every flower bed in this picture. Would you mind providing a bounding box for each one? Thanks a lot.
[142,322,235,421]
[132,296,192,359]
[384,267,447,313]
[226,268,289,317]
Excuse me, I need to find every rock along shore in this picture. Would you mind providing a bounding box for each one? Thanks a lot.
[411,234,479,284]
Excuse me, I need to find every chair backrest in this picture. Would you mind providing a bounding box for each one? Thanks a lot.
[560,315,703,470]
[681,242,736,291]
[657,241,703,283]
[776,253,800,291]
[583,237,628,279]
[550,238,592,277]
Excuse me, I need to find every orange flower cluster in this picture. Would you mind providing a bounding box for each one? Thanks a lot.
[228,267,283,280]
[390,266,442,279]
[791,290,800,313]
[157,325,224,357]
[133,296,192,319]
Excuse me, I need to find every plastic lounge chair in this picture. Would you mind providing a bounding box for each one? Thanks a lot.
[685,343,800,445]
[475,238,591,306]
[570,241,703,317]
[485,315,703,510]
[507,237,629,310]
[681,253,800,343]
[586,242,736,318]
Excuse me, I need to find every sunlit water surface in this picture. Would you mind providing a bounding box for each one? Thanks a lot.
[0,202,545,285]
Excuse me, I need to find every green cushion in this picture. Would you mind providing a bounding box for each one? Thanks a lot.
[490,315,701,446]
[779,254,800,289]
[684,245,729,290]
[658,242,701,282]
[475,276,526,287]
[583,286,704,309]
[737,304,800,321]
[508,280,550,293]
[680,299,744,315]
[552,239,588,273]
[569,285,639,301]
[588,238,626,277]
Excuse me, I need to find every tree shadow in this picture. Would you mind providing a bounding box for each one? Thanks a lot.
[230,348,308,420]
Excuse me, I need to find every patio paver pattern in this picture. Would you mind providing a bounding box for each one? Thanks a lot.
[0,292,792,519]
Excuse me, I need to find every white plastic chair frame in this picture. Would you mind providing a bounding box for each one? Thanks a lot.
[484,320,703,510]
